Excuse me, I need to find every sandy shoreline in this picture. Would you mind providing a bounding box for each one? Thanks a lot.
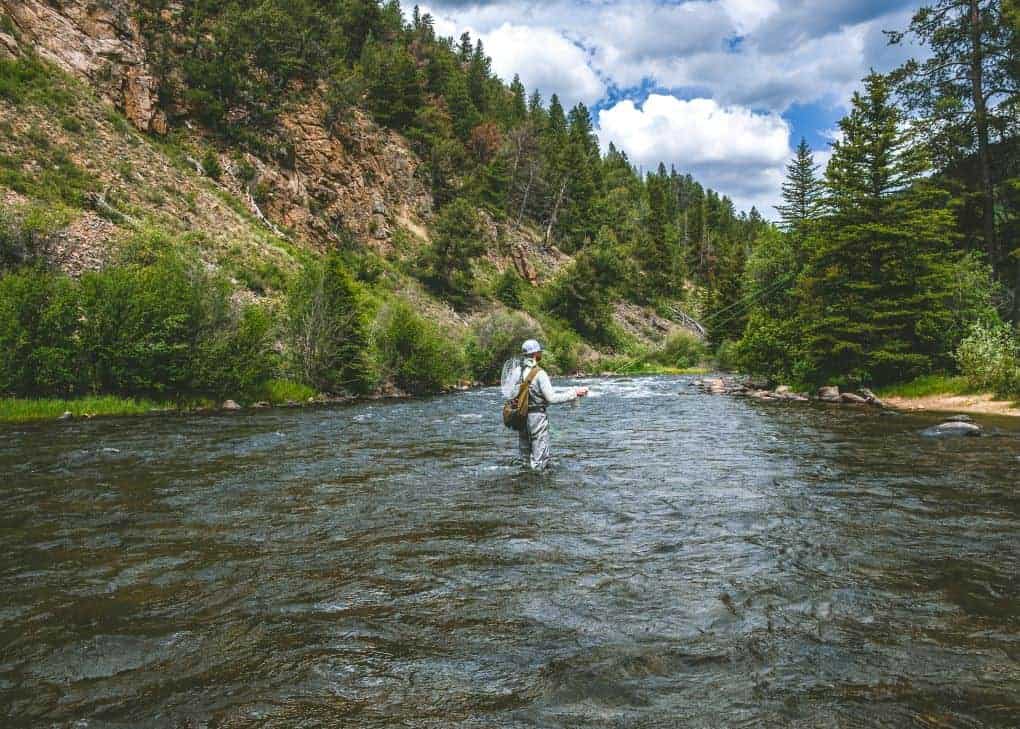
[883,393,1020,418]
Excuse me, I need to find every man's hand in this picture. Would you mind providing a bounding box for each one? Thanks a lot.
[576,387,589,398]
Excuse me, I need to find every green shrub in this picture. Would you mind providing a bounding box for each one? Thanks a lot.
[536,317,586,375]
[955,321,1020,396]
[77,258,201,396]
[202,150,223,179]
[0,269,79,396]
[735,310,799,381]
[714,340,741,372]
[544,230,624,347]
[0,204,71,271]
[285,254,375,394]
[465,310,542,383]
[59,115,83,133]
[192,304,276,400]
[494,268,527,309]
[374,300,463,394]
[418,198,486,309]
[75,249,276,400]
[647,330,707,369]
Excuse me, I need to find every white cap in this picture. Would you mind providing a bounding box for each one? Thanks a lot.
[521,339,542,355]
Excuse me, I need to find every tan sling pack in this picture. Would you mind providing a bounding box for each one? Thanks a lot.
[502,365,541,430]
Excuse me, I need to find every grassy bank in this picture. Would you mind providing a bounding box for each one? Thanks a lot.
[875,375,1020,417]
[0,379,322,424]
[874,374,972,399]
[0,395,177,423]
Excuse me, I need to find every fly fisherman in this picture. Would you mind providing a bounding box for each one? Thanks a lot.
[515,339,588,470]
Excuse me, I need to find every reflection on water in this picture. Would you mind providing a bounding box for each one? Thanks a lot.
[1,375,1019,727]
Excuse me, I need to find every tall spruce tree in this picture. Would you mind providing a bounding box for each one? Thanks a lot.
[888,0,1018,269]
[775,138,824,236]
[508,74,527,123]
[796,73,958,385]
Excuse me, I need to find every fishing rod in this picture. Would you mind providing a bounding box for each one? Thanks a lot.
[697,272,797,329]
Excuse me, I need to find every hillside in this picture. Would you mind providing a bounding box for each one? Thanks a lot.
[0,0,772,411]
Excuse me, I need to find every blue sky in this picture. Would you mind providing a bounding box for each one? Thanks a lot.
[420,0,928,216]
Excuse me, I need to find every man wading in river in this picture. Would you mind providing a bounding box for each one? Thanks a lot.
[506,339,588,470]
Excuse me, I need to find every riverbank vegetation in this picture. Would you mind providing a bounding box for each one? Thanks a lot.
[726,2,1020,399]
[1,0,1018,418]
[0,214,710,419]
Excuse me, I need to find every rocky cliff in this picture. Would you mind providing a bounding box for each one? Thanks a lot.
[0,1,696,352]
[1,0,166,133]
[1,0,435,254]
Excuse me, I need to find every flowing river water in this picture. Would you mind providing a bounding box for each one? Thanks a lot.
[2,375,1020,728]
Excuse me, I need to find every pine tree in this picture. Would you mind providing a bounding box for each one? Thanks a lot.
[457,31,473,62]
[467,40,491,112]
[796,73,959,385]
[554,103,603,250]
[888,0,1018,268]
[775,138,824,235]
[509,74,527,123]
[359,38,422,130]
[420,198,486,309]
[641,168,681,296]
[443,72,479,142]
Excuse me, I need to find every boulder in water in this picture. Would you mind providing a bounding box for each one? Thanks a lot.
[944,414,973,423]
[858,387,885,407]
[840,392,868,404]
[920,421,982,438]
[58,411,73,421]
[221,399,242,411]
[818,386,841,402]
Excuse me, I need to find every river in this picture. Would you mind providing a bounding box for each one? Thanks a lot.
[2,375,1019,727]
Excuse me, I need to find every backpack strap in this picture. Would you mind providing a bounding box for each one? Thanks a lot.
[515,365,542,415]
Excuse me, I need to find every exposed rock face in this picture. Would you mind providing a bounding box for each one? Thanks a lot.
[840,392,868,404]
[224,101,433,249]
[5,1,435,251]
[1,0,167,134]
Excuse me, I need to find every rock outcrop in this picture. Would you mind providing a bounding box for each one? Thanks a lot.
[1,0,167,134]
[3,1,434,251]
[245,101,433,249]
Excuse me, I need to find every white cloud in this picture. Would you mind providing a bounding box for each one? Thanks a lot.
[598,95,793,213]
[419,0,929,213]
[483,24,605,106]
[720,0,781,34]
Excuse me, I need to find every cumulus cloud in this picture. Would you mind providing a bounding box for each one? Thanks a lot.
[483,24,605,106]
[420,0,929,214]
[597,95,792,213]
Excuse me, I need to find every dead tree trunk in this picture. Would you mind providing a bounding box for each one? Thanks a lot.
[517,164,535,228]
[969,0,997,267]
[544,178,568,245]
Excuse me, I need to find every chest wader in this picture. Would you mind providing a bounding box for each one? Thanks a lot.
[517,369,552,470]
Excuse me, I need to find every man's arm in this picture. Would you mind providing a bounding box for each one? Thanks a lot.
[537,370,587,404]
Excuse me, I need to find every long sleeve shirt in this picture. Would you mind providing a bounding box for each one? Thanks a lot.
[521,357,577,406]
